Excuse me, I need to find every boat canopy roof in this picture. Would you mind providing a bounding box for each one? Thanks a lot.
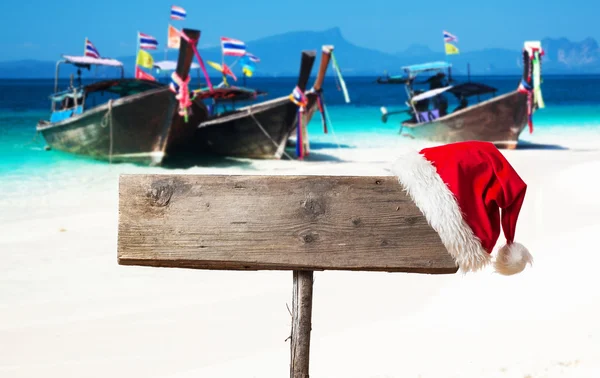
[402,61,451,74]
[153,60,200,71]
[447,82,497,98]
[62,55,124,68]
[409,82,498,103]
[52,55,125,95]
[410,85,454,103]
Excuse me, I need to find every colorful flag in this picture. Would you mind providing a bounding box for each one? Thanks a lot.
[136,49,154,69]
[221,37,246,56]
[206,60,222,72]
[242,55,256,77]
[170,5,186,20]
[167,25,181,49]
[84,38,100,58]
[245,52,260,63]
[138,32,158,50]
[445,43,459,55]
[206,61,237,81]
[443,30,458,43]
[221,64,237,81]
[242,65,254,77]
[135,66,156,81]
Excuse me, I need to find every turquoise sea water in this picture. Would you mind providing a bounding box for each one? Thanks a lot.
[1,75,600,180]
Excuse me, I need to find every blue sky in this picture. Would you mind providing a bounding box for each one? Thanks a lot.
[0,0,595,61]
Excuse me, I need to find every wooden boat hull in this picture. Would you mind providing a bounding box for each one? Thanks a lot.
[193,96,299,159]
[401,90,530,149]
[37,87,178,165]
[188,50,317,160]
[164,100,210,159]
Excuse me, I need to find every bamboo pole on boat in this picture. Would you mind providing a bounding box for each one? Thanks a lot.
[135,32,138,76]
[162,28,201,156]
[312,45,334,92]
[174,28,200,82]
[296,51,317,158]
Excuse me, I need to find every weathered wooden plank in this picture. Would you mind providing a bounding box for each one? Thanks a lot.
[290,271,313,378]
[117,175,458,274]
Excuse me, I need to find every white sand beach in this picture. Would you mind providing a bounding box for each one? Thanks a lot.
[2,139,600,378]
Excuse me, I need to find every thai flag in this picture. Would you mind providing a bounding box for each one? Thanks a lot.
[245,52,260,63]
[139,32,158,50]
[221,37,246,57]
[170,6,186,20]
[443,30,458,43]
[85,39,100,58]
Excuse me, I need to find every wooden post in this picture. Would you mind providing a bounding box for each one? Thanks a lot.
[290,270,314,378]
[117,174,459,377]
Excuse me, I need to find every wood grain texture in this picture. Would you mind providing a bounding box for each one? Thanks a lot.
[290,271,313,378]
[117,175,458,274]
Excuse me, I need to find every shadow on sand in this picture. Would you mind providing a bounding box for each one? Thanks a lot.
[287,151,347,163]
[281,141,353,162]
[162,155,257,170]
[162,149,349,169]
[300,141,353,150]
[515,141,569,150]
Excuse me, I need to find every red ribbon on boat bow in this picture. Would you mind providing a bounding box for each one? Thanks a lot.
[167,29,215,123]
[177,29,213,92]
[289,86,309,159]
[169,72,193,122]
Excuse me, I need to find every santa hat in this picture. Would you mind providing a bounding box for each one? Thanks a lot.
[392,141,533,275]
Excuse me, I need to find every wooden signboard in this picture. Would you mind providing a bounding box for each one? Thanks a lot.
[118,174,458,377]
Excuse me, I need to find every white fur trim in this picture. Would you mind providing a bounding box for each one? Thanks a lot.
[391,149,491,273]
[494,242,533,275]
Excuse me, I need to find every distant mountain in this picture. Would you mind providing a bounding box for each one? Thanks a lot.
[540,37,600,72]
[181,27,402,77]
[1,28,599,78]
[396,44,437,58]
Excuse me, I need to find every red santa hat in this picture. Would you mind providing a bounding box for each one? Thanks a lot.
[392,141,533,275]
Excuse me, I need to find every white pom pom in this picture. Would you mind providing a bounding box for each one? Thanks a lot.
[494,242,533,275]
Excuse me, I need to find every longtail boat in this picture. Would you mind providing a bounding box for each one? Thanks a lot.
[188,50,317,159]
[376,71,410,85]
[379,41,545,149]
[36,29,202,165]
[287,45,350,157]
